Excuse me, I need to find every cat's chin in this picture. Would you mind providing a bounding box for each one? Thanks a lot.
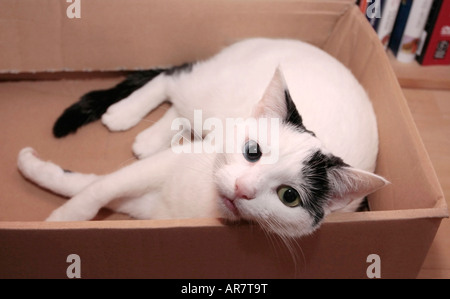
[217,195,241,221]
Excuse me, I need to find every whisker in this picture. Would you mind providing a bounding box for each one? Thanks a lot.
[256,215,307,275]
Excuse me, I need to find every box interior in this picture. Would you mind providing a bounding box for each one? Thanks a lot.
[0,0,445,223]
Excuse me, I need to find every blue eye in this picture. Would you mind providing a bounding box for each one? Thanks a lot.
[243,140,262,162]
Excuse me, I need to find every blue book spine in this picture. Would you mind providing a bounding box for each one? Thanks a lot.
[388,0,413,55]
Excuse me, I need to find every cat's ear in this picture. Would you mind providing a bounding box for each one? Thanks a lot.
[252,68,305,130]
[326,167,389,212]
[253,67,288,118]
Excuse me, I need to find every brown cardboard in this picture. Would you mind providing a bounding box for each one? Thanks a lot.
[0,0,447,278]
[0,0,353,73]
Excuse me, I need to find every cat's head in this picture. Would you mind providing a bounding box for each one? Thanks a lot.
[213,68,388,238]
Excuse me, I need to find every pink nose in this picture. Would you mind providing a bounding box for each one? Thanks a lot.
[234,177,256,200]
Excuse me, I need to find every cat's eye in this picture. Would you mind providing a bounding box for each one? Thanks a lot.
[243,140,262,162]
[277,186,302,207]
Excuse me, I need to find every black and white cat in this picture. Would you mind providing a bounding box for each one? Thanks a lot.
[18,38,388,238]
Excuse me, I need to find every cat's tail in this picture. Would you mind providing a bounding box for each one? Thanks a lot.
[53,69,165,138]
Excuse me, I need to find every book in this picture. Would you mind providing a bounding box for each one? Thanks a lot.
[368,0,384,30]
[416,0,450,65]
[389,0,414,56]
[358,0,384,31]
[416,0,444,63]
[376,0,402,49]
[359,0,369,16]
[389,0,433,63]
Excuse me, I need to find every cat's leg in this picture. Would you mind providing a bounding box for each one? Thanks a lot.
[101,75,169,131]
[45,149,177,221]
[106,192,158,219]
[132,106,185,159]
[17,147,100,197]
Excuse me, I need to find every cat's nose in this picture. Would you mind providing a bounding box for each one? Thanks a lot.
[234,177,256,200]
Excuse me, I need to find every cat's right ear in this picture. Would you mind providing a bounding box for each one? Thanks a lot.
[252,67,306,131]
[252,67,290,119]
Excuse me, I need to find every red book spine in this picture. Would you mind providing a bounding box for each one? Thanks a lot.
[360,0,368,15]
[421,0,450,65]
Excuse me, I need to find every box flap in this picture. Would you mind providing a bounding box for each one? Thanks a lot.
[324,6,448,214]
[0,0,353,74]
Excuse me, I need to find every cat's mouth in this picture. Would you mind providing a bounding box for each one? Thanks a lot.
[220,195,240,218]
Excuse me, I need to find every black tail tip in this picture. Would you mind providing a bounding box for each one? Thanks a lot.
[53,107,91,138]
[53,116,78,138]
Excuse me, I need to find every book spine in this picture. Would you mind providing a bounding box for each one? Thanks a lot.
[396,0,434,63]
[372,0,386,31]
[377,0,402,49]
[388,0,414,56]
[419,0,450,65]
[366,0,384,30]
[360,0,369,14]
[416,0,443,64]
[360,0,384,30]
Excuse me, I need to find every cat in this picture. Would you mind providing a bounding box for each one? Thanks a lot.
[18,38,388,238]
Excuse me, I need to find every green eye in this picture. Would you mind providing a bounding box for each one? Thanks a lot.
[277,186,302,207]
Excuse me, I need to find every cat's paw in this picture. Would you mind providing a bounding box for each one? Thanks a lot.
[132,129,170,159]
[45,208,68,222]
[101,102,141,131]
[18,147,38,159]
[132,136,156,159]
[46,204,95,222]
[17,147,39,176]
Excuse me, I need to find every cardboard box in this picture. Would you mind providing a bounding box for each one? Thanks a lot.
[0,0,447,279]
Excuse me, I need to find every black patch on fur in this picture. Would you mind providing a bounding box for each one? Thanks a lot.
[357,197,369,212]
[52,62,195,138]
[301,151,347,226]
[284,90,316,136]
[325,154,349,168]
[53,69,165,138]
[164,62,194,76]
[63,169,73,173]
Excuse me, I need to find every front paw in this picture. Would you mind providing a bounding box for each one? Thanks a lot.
[46,205,95,222]
[17,147,39,177]
[132,136,155,159]
[132,130,169,159]
[46,208,68,222]
[101,104,141,131]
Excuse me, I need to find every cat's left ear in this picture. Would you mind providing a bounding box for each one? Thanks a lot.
[253,67,305,130]
[326,167,389,212]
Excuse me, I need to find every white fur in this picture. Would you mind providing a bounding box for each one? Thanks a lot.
[104,38,378,172]
[18,146,220,221]
[18,38,388,238]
